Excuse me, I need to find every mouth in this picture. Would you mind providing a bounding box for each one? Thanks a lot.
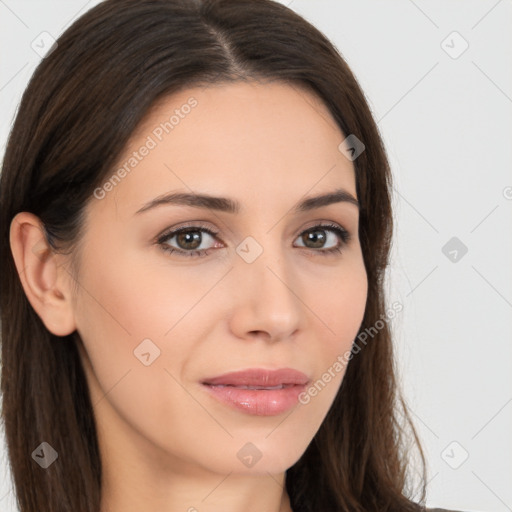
[201,368,309,416]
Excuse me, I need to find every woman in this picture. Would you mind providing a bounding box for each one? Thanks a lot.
[0,1,461,511]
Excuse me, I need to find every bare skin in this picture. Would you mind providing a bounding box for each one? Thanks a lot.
[10,81,368,512]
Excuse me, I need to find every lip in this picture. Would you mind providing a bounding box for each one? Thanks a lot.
[203,368,309,387]
[201,368,309,416]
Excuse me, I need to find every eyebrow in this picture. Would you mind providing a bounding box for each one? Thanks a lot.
[134,187,360,216]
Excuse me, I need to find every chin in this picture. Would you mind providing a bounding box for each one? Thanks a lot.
[207,434,310,476]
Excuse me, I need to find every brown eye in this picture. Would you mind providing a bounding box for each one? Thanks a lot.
[294,224,350,255]
[156,222,350,259]
[157,226,220,257]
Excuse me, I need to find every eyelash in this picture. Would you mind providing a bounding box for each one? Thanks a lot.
[156,222,351,258]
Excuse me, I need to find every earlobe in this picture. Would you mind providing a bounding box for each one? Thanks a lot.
[9,212,77,337]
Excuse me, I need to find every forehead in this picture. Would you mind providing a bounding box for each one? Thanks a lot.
[93,80,356,218]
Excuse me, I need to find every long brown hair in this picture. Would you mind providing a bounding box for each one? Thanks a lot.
[0,0,427,510]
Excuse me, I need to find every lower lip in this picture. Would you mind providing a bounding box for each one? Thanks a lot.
[202,384,306,416]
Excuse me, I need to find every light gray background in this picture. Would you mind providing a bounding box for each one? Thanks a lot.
[1,1,511,511]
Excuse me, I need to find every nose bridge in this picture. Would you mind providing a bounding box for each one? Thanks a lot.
[230,235,303,339]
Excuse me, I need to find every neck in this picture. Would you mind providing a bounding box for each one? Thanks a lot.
[99,464,294,512]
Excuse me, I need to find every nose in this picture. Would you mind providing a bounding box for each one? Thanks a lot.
[228,247,303,343]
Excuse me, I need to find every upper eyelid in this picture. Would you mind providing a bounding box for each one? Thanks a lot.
[156,222,219,242]
[156,221,350,245]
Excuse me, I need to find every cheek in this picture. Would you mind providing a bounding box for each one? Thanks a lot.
[75,243,216,343]
[301,256,367,401]
[315,256,368,349]
[71,248,180,404]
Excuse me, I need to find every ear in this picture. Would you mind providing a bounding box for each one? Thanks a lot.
[9,212,77,337]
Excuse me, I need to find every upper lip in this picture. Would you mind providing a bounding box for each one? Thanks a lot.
[202,368,309,387]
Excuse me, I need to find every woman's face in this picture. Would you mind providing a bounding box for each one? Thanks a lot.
[72,81,368,478]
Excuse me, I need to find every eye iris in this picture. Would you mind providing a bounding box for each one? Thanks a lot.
[177,230,202,250]
[303,229,326,248]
